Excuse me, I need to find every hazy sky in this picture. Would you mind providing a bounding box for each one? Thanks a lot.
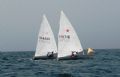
[0,0,120,51]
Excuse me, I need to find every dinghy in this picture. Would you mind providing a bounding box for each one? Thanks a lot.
[57,11,85,60]
[33,15,57,60]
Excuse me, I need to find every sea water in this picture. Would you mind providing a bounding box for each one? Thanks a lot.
[0,49,120,77]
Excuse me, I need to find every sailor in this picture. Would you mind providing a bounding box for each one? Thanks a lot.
[71,51,77,58]
[47,51,54,58]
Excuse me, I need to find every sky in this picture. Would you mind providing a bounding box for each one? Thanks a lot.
[0,0,120,51]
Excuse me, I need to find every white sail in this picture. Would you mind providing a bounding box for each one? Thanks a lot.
[58,11,83,58]
[34,15,57,57]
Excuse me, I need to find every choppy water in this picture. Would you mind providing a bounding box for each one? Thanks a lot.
[0,49,120,77]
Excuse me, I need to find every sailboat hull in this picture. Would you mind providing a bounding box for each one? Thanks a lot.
[58,52,93,60]
[33,53,57,60]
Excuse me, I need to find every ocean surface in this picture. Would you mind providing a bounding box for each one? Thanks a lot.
[0,49,120,77]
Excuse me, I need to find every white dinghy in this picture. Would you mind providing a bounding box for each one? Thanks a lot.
[33,15,57,60]
[57,11,84,60]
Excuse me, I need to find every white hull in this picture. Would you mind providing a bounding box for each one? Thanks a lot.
[58,54,93,60]
[33,53,57,60]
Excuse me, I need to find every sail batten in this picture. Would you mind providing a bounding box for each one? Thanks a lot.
[58,11,83,58]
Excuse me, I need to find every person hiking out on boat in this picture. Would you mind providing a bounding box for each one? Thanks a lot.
[71,51,78,58]
[47,51,54,58]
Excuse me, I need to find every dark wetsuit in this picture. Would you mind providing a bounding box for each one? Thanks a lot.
[47,52,54,58]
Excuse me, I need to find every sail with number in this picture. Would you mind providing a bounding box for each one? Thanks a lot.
[33,15,57,60]
[57,11,84,59]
